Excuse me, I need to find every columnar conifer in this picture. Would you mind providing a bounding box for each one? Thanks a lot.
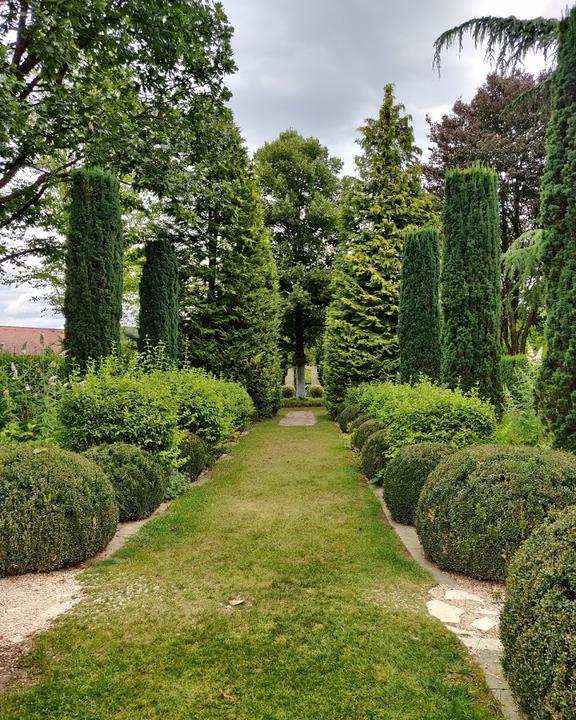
[138,238,179,360]
[398,227,441,383]
[536,8,576,450]
[63,167,123,370]
[441,166,502,408]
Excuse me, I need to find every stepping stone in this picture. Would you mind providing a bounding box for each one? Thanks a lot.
[461,636,503,652]
[279,411,317,427]
[444,589,484,603]
[426,600,465,624]
[472,617,499,632]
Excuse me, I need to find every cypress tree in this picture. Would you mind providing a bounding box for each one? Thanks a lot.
[322,85,437,411]
[536,8,576,450]
[441,166,502,408]
[63,167,123,371]
[138,237,179,360]
[398,226,441,384]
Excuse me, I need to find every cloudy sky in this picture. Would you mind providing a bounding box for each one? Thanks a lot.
[1,0,567,328]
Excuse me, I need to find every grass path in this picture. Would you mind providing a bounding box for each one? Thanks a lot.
[0,410,503,719]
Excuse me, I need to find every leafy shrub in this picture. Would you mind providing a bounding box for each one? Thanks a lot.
[501,506,576,719]
[501,354,532,402]
[338,404,361,432]
[0,445,118,575]
[282,385,295,398]
[85,444,165,521]
[214,380,255,433]
[416,445,576,581]
[179,431,209,481]
[361,429,392,481]
[351,419,385,451]
[163,470,189,501]
[58,373,178,453]
[353,380,496,454]
[382,443,453,525]
[308,385,323,398]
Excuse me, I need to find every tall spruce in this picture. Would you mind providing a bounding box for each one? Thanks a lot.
[322,85,437,411]
[441,166,502,408]
[536,9,576,450]
[179,120,282,416]
[398,226,441,384]
[63,167,123,370]
[138,237,179,360]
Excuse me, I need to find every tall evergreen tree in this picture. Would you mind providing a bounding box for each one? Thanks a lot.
[322,85,437,411]
[179,119,282,416]
[253,130,342,398]
[63,167,123,370]
[138,237,179,360]
[536,9,576,450]
[398,226,441,384]
[441,166,502,408]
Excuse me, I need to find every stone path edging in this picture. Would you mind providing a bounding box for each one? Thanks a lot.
[373,486,521,720]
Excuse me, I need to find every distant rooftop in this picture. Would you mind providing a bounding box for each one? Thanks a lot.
[0,326,64,356]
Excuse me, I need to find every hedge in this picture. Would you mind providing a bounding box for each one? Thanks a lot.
[501,506,576,719]
[348,414,371,434]
[0,445,118,575]
[85,444,165,521]
[57,373,178,453]
[308,385,323,398]
[179,431,209,481]
[416,445,576,581]
[383,443,453,525]
[361,429,392,481]
[351,419,385,451]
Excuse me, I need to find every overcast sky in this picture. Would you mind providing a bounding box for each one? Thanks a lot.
[1,0,567,328]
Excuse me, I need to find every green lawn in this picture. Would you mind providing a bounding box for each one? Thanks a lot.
[1,409,503,719]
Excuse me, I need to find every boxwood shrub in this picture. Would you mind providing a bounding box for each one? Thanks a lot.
[351,419,385,451]
[85,443,165,521]
[0,445,118,575]
[416,445,576,581]
[501,506,576,719]
[348,414,370,434]
[338,404,361,432]
[361,429,392,481]
[383,443,453,525]
[308,385,323,398]
[58,373,178,453]
[179,431,209,481]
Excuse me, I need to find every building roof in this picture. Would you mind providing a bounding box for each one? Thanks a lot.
[0,326,64,356]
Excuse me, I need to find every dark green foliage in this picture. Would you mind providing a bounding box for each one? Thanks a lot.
[351,419,385,451]
[282,385,295,398]
[383,443,453,525]
[537,9,576,451]
[354,381,497,454]
[322,85,437,411]
[361,429,392,481]
[63,167,123,371]
[348,414,371,434]
[338,404,361,432]
[0,445,118,575]
[178,432,209,481]
[57,373,178,453]
[416,444,576,581]
[84,444,165,521]
[399,227,441,383]
[441,166,503,409]
[280,398,324,408]
[501,506,576,719]
[308,385,323,398]
[501,355,532,401]
[138,238,179,360]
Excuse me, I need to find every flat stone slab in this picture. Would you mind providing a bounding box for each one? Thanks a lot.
[472,617,499,633]
[426,600,465,624]
[279,411,317,427]
[444,589,484,603]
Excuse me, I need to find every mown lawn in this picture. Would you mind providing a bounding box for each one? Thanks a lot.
[0,409,503,719]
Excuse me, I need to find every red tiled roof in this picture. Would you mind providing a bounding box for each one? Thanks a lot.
[0,326,64,356]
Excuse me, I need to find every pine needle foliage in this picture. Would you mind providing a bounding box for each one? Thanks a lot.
[434,16,559,74]
[138,238,179,360]
[63,167,123,371]
[322,85,437,411]
[398,227,441,384]
[441,166,503,409]
[536,8,576,451]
